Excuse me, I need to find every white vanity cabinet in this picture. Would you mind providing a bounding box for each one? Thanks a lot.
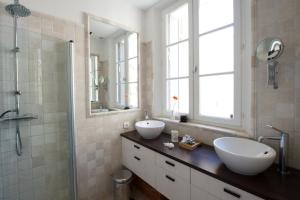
[122,138,156,186]
[122,138,264,200]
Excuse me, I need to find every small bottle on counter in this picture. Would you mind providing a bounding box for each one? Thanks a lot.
[171,130,179,143]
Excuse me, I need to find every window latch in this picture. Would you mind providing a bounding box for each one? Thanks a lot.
[193,66,198,74]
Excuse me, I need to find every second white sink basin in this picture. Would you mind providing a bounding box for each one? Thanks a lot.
[214,137,276,175]
[135,120,165,139]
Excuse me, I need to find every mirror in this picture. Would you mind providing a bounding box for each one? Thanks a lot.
[87,15,139,114]
[256,38,284,89]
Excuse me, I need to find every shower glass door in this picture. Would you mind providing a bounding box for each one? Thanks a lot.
[0,23,75,200]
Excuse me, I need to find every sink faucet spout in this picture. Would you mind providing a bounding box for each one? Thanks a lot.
[258,125,289,175]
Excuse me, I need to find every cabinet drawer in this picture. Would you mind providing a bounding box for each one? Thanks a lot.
[191,169,264,200]
[156,153,190,181]
[156,166,190,200]
[191,185,220,200]
[122,137,144,156]
[122,138,156,187]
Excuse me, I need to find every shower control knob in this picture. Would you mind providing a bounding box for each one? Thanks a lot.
[13,47,20,53]
[15,90,21,95]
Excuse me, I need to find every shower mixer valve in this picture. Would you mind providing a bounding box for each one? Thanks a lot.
[12,47,20,52]
[15,90,21,95]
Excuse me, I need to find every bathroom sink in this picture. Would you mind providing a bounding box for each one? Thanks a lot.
[135,120,165,139]
[213,137,276,175]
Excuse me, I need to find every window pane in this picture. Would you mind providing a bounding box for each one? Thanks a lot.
[167,13,178,45]
[178,78,189,114]
[117,83,126,106]
[199,74,234,119]
[128,33,138,58]
[90,86,99,102]
[128,83,138,108]
[167,3,188,45]
[90,56,99,86]
[177,4,188,41]
[167,44,178,78]
[179,41,189,77]
[199,0,233,34]
[199,27,234,75]
[116,62,126,83]
[166,79,189,114]
[116,40,125,62]
[128,58,138,82]
[166,79,178,112]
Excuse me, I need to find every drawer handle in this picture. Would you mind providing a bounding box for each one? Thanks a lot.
[165,160,175,167]
[134,156,141,161]
[165,175,175,182]
[224,188,241,199]
[134,145,140,149]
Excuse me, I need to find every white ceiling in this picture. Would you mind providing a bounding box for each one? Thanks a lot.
[128,0,161,10]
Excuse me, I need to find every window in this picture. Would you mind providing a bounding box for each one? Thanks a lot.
[165,3,189,114]
[162,0,242,126]
[115,33,139,108]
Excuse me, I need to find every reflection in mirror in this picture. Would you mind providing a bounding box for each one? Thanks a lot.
[88,16,139,114]
[90,54,99,103]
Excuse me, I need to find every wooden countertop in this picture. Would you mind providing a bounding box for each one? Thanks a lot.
[121,131,300,200]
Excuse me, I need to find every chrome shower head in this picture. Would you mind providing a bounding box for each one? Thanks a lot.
[5,0,31,17]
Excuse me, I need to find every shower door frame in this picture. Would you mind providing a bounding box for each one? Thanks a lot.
[67,40,78,200]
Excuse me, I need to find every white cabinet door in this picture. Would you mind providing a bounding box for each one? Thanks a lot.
[156,166,190,200]
[191,185,220,200]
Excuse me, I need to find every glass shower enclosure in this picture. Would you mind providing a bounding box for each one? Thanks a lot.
[0,14,76,200]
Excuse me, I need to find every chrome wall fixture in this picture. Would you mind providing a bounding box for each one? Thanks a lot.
[0,0,36,156]
[256,37,284,89]
[258,125,289,175]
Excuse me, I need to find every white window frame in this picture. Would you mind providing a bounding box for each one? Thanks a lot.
[159,0,251,129]
[161,0,194,118]
[193,0,242,126]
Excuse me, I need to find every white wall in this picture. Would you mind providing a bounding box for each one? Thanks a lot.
[0,0,143,32]
[143,7,163,114]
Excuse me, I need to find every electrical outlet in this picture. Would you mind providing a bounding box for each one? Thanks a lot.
[123,121,130,129]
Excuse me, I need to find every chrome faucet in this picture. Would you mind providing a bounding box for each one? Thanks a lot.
[258,125,289,175]
[144,111,150,120]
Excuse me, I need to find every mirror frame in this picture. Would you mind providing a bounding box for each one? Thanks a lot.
[85,13,141,117]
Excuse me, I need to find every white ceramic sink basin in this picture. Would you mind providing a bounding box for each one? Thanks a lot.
[214,137,276,175]
[135,120,165,139]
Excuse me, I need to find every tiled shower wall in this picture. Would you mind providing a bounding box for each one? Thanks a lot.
[0,3,72,200]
